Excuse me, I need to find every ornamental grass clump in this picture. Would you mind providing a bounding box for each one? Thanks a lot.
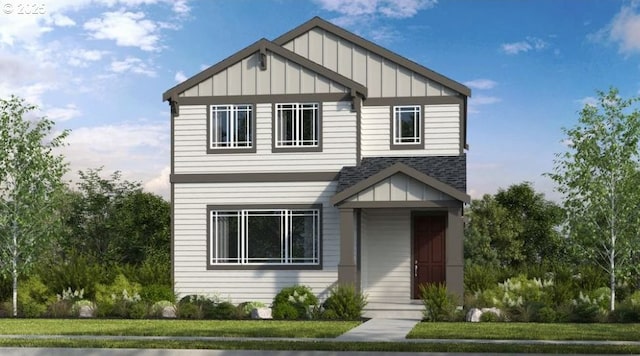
[322,284,367,320]
[420,283,458,321]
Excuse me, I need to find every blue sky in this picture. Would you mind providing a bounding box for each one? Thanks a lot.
[1,0,639,201]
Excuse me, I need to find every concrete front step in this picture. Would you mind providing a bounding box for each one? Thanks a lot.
[363,301,424,319]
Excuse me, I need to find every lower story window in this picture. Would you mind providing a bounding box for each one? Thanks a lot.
[209,208,320,266]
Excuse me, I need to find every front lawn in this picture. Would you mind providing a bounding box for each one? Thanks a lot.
[0,319,359,338]
[407,322,640,341]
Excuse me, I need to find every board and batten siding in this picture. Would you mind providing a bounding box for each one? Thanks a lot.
[282,28,457,98]
[361,209,411,301]
[346,173,453,203]
[179,51,348,97]
[173,181,339,303]
[361,104,460,157]
[174,101,357,174]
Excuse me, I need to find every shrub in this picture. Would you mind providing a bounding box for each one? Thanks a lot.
[272,285,318,320]
[18,276,54,317]
[479,310,499,322]
[534,306,557,323]
[322,284,367,320]
[465,264,498,293]
[37,253,105,300]
[212,301,239,319]
[420,283,458,322]
[94,274,142,317]
[177,295,217,319]
[609,301,640,323]
[140,284,175,303]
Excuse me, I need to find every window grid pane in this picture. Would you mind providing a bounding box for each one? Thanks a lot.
[276,103,319,147]
[210,105,253,148]
[210,208,320,265]
[393,105,421,145]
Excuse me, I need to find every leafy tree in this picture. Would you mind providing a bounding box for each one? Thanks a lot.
[0,96,68,316]
[549,88,640,311]
[464,183,564,270]
[60,168,170,266]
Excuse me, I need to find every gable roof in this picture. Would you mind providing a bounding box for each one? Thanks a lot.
[163,38,368,102]
[274,17,471,97]
[331,161,470,206]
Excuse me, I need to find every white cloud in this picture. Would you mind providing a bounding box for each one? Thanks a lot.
[464,79,497,90]
[471,95,501,105]
[59,121,170,199]
[49,13,76,27]
[144,165,170,198]
[597,3,640,54]
[316,0,436,18]
[84,10,161,51]
[109,57,156,77]
[576,96,598,107]
[467,95,501,114]
[315,0,436,40]
[174,70,187,83]
[501,37,548,55]
[45,104,81,122]
[68,49,108,67]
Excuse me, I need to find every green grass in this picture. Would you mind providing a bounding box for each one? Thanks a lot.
[0,319,359,338]
[1,338,640,354]
[408,322,640,341]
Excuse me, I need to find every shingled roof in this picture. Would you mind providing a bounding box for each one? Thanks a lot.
[336,155,466,194]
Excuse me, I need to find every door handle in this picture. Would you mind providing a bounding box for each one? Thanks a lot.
[414,260,418,277]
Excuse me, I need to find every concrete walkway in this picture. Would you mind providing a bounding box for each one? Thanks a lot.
[336,318,421,342]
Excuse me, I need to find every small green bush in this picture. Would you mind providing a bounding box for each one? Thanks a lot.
[212,301,239,319]
[94,274,142,317]
[420,283,458,322]
[140,284,175,303]
[272,302,299,319]
[272,285,318,320]
[177,295,217,319]
[479,310,499,322]
[37,253,104,300]
[609,301,640,323]
[18,276,54,317]
[322,284,367,320]
[534,306,557,323]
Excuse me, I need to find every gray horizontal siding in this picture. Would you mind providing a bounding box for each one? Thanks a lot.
[361,104,460,157]
[361,209,411,301]
[173,102,357,174]
[173,181,339,303]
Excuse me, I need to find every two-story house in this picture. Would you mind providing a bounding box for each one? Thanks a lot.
[163,17,470,315]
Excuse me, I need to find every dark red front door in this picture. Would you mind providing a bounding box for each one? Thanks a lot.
[413,215,446,299]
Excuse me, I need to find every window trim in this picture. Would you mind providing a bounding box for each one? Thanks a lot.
[206,104,257,154]
[390,105,425,150]
[272,102,323,153]
[206,204,323,270]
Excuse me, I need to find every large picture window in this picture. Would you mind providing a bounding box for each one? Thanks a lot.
[275,103,319,148]
[392,105,422,148]
[209,104,253,150]
[209,207,320,266]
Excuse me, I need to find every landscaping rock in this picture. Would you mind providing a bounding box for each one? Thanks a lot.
[465,308,483,322]
[78,305,95,318]
[162,305,177,318]
[251,307,272,319]
[465,307,503,322]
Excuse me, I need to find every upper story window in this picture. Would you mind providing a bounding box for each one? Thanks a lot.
[209,104,254,153]
[274,103,321,151]
[209,207,320,267]
[391,105,424,150]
